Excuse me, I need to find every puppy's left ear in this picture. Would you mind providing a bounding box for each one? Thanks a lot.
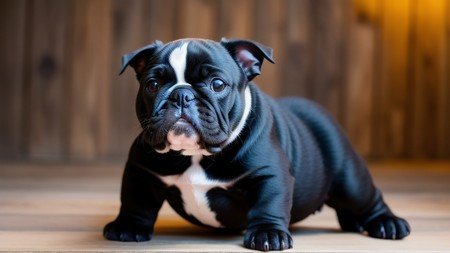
[220,38,275,81]
[119,40,163,77]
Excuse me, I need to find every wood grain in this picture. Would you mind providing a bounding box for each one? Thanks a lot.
[1,0,450,160]
[0,161,449,252]
[283,0,311,97]
[0,0,26,158]
[309,0,348,120]
[253,0,287,97]
[177,0,220,39]
[443,1,450,159]
[25,0,68,159]
[409,0,447,159]
[375,0,411,159]
[219,0,255,40]
[344,0,378,157]
[65,0,112,158]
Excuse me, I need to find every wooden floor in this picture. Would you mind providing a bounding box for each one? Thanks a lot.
[0,160,449,252]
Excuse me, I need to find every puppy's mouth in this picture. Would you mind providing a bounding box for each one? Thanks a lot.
[155,119,213,156]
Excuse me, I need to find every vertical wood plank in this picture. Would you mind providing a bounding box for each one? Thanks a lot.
[65,0,112,159]
[24,0,69,159]
[344,0,379,157]
[176,0,220,39]
[143,0,178,42]
[443,0,450,158]
[374,0,411,158]
[408,0,446,158]
[434,1,450,159]
[219,0,255,39]
[309,0,349,122]
[0,0,26,159]
[283,0,312,97]
[109,0,146,156]
[253,0,287,97]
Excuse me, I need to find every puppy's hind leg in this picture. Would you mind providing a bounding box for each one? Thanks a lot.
[326,154,410,240]
[335,191,410,239]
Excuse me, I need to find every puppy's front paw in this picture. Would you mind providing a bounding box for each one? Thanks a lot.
[244,228,293,251]
[365,214,410,240]
[103,220,153,242]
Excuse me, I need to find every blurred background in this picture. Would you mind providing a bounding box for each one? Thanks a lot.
[0,0,449,161]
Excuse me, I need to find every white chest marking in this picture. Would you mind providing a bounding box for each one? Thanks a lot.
[224,86,252,146]
[160,155,233,228]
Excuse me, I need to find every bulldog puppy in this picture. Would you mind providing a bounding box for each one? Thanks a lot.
[103,38,410,251]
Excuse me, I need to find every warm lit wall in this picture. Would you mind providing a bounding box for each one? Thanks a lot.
[1,0,449,160]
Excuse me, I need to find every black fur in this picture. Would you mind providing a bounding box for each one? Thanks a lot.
[104,38,410,251]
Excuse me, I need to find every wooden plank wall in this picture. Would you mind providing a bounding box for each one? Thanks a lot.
[0,0,449,161]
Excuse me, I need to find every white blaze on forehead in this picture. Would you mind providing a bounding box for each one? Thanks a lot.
[169,42,190,85]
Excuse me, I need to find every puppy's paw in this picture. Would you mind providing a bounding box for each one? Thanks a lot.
[364,214,410,240]
[244,228,293,251]
[103,220,153,242]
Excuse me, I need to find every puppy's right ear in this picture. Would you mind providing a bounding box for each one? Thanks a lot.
[220,38,275,81]
[119,41,163,77]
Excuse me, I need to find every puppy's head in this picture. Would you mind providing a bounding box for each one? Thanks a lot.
[120,38,274,155]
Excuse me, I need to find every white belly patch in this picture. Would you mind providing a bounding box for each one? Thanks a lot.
[159,155,233,227]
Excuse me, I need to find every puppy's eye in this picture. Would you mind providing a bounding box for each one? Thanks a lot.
[146,79,160,93]
[210,78,226,92]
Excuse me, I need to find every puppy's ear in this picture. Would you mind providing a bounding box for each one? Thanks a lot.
[119,41,163,77]
[220,38,275,81]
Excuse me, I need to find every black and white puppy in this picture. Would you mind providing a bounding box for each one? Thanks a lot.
[103,38,410,251]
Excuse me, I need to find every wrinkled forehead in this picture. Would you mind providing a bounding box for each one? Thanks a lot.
[156,39,234,65]
[152,39,240,84]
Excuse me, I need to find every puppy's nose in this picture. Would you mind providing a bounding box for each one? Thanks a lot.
[169,88,195,108]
